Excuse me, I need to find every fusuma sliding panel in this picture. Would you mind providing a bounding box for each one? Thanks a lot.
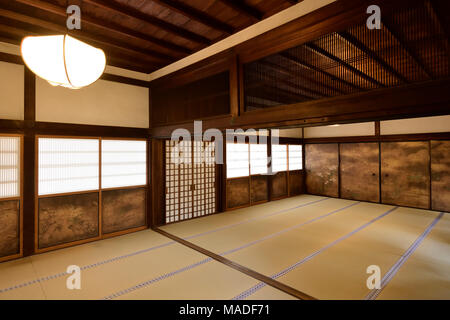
[431,141,450,212]
[381,142,430,209]
[38,138,99,195]
[305,144,339,197]
[0,200,20,258]
[102,188,146,234]
[38,193,99,249]
[101,139,147,189]
[340,143,380,203]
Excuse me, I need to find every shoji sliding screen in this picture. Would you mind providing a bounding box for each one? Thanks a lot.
[101,139,147,236]
[226,141,271,209]
[165,140,216,224]
[37,137,101,251]
[36,136,147,252]
[287,144,304,196]
[0,135,22,262]
[270,144,288,199]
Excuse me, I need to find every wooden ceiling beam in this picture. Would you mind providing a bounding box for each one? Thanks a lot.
[217,0,263,22]
[247,85,302,105]
[337,31,410,84]
[381,21,435,80]
[0,22,160,73]
[279,52,362,91]
[149,0,234,34]
[14,0,192,55]
[247,69,326,99]
[247,79,313,101]
[0,7,171,64]
[425,0,450,60]
[304,42,386,88]
[259,60,343,95]
[83,0,211,45]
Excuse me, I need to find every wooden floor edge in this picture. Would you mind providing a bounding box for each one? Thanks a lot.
[153,227,317,301]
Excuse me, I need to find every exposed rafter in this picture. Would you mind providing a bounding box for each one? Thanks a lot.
[149,0,234,34]
[337,31,410,84]
[217,0,263,22]
[247,69,326,99]
[83,0,212,45]
[424,0,450,60]
[14,0,192,55]
[248,78,315,101]
[279,52,362,91]
[259,60,343,95]
[0,23,159,73]
[382,21,434,80]
[0,7,171,64]
[304,42,386,88]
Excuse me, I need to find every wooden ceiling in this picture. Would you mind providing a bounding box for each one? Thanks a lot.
[244,0,450,111]
[0,0,300,73]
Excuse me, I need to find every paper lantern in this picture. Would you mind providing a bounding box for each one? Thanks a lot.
[21,34,106,89]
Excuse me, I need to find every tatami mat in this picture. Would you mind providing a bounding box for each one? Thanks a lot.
[0,195,448,300]
[0,228,290,300]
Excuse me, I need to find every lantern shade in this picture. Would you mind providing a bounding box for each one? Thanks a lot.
[21,35,106,89]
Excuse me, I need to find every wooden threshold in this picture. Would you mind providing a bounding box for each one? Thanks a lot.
[153,227,317,301]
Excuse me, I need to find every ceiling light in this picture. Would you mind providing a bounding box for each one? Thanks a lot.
[21,35,106,89]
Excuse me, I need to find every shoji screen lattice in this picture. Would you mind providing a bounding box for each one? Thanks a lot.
[38,138,99,195]
[0,137,21,199]
[272,144,288,173]
[226,143,250,178]
[179,140,193,221]
[193,141,215,218]
[250,143,268,175]
[165,140,216,224]
[288,145,303,170]
[101,139,147,189]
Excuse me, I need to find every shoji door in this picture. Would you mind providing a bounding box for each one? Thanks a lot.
[165,140,216,224]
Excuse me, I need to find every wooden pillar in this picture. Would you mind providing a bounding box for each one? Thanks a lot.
[151,139,165,227]
[230,54,240,117]
[267,129,273,201]
[23,67,36,256]
[302,128,306,194]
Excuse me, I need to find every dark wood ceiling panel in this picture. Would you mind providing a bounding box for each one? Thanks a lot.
[0,0,297,71]
[243,0,450,111]
[247,0,293,18]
